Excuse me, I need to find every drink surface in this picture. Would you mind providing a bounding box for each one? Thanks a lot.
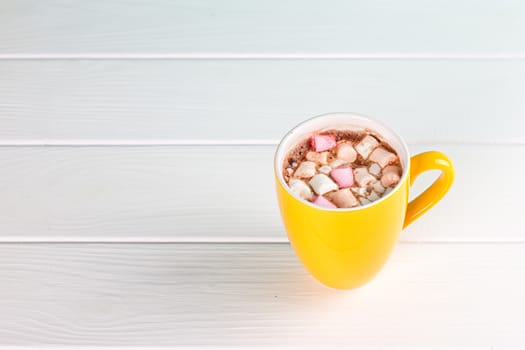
[283,129,402,209]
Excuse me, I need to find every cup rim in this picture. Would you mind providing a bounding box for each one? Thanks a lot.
[274,112,411,212]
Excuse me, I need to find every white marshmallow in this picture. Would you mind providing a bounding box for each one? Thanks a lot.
[351,187,367,197]
[327,188,359,208]
[372,180,385,194]
[359,197,371,206]
[381,165,402,187]
[384,165,402,175]
[319,165,332,174]
[309,174,338,195]
[381,174,400,187]
[368,191,380,202]
[369,163,381,177]
[293,161,316,178]
[329,159,347,169]
[289,179,314,200]
[306,151,329,165]
[354,167,376,187]
[369,147,398,168]
[286,168,294,176]
[336,143,357,163]
[355,135,379,159]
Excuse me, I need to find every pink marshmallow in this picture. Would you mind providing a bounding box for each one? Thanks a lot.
[313,195,337,209]
[310,134,336,152]
[330,166,354,188]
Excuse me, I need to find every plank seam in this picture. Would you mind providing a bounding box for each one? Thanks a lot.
[0,238,523,244]
[2,53,525,60]
[0,140,523,147]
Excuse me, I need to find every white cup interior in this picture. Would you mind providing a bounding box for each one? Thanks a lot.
[275,112,410,210]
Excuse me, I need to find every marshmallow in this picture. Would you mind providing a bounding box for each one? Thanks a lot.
[336,143,357,163]
[372,180,385,194]
[306,151,329,165]
[329,159,347,169]
[309,174,338,195]
[310,134,337,152]
[354,167,376,187]
[313,195,337,209]
[326,188,359,208]
[285,168,294,176]
[293,161,316,178]
[289,179,313,200]
[381,165,402,187]
[359,197,372,206]
[368,191,380,202]
[351,187,367,197]
[355,135,379,159]
[369,147,398,168]
[369,163,381,177]
[384,187,394,195]
[384,165,402,175]
[330,166,354,188]
[327,188,359,208]
[319,165,332,174]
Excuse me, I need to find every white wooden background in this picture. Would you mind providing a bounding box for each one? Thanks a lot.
[1,0,524,348]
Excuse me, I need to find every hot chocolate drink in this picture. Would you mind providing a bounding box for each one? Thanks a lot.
[283,129,402,208]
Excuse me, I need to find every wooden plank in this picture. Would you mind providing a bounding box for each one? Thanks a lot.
[0,243,523,347]
[1,60,525,143]
[0,144,521,242]
[1,0,525,56]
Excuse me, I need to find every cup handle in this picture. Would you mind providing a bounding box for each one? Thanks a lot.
[403,151,455,228]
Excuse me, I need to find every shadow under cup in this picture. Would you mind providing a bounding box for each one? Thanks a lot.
[274,112,453,289]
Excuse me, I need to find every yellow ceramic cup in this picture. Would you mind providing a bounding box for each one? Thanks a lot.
[274,112,454,289]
